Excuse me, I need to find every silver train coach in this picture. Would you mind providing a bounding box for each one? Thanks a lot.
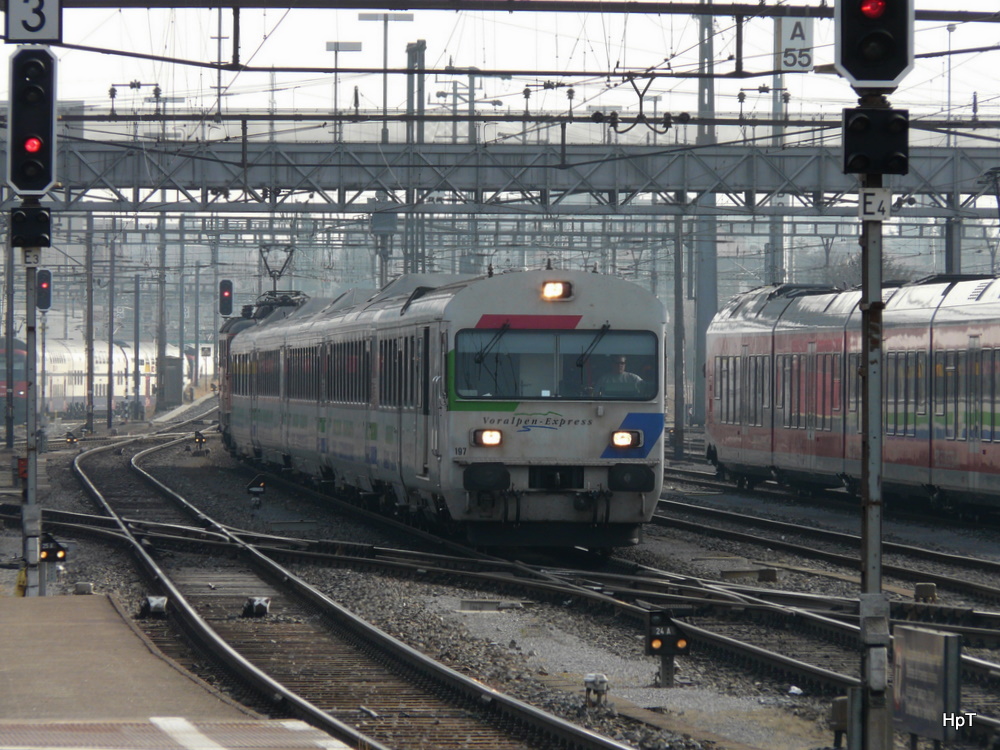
[219,268,666,547]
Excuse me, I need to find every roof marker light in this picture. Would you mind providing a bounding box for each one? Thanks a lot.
[542,281,573,300]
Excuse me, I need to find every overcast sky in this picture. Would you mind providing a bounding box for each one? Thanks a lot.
[10,1,1000,138]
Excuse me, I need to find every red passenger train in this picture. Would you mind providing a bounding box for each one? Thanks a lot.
[705,274,1000,510]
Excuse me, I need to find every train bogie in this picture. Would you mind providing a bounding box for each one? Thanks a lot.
[220,271,666,547]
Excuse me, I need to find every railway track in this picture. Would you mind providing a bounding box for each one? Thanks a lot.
[662,462,1000,526]
[9,424,999,746]
[67,436,637,750]
[655,498,1000,607]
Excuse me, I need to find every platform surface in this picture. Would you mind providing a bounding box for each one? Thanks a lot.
[1,595,250,722]
[0,594,349,749]
[0,719,349,749]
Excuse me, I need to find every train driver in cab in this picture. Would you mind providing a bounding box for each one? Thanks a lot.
[596,355,643,396]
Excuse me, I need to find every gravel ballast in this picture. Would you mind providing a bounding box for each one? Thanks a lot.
[6,417,992,750]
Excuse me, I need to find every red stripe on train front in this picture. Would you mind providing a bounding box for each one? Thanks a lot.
[475,315,583,329]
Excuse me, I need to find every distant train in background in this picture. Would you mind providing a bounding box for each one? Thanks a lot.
[706,274,1000,511]
[0,339,213,421]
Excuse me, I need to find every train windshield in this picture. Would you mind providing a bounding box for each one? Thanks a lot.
[454,329,658,400]
[0,352,27,380]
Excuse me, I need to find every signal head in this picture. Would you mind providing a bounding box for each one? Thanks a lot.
[219,279,234,316]
[834,0,914,90]
[7,47,58,196]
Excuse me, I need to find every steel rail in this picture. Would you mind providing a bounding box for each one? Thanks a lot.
[72,437,393,750]
[128,440,639,750]
[655,501,1000,601]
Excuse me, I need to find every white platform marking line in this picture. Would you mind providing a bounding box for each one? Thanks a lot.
[150,716,228,750]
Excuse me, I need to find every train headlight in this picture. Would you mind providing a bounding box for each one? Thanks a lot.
[611,430,643,449]
[541,281,573,300]
[472,429,503,447]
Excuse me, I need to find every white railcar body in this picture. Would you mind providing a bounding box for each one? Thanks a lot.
[221,270,666,547]
[42,339,181,416]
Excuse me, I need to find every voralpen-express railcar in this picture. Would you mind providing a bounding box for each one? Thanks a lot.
[706,275,1000,510]
[219,269,666,547]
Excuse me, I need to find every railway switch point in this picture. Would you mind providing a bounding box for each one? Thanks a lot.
[913,582,937,602]
[242,596,271,617]
[584,673,609,706]
[140,595,169,618]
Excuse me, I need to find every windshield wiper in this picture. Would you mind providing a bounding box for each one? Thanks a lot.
[474,322,511,364]
[575,323,610,368]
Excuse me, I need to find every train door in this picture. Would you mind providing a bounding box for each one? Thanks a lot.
[737,345,749,464]
[804,343,818,473]
[280,346,291,454]
[409,327,431,478]
[250,349,260,454]
[968,336,982,485]
[364,334,377,482]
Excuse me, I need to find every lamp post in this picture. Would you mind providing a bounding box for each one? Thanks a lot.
[326,41,363,141]
[358,12,413,144]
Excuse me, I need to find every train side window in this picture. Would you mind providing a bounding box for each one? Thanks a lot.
[820,354,830,431]
[899,351,909,436]
[830,354,840,416]
[723,356,730,424]
[916,351,927,417]
[989,349,1000,441]
[762,355,771,410]
[331,342,340,402]
[733,356,739,425]
[346,340,353,402]
[790,354,801,429]
[339,341,346,402]
[886,351,897,436]
[406,336,416,408]
[944,350,957,440]
[356,339,364,403]
[957,351,967,441]
[905,351,916,437]
[968,346,982,441]
[364,342,373,402]
[778,354,789,428]
[732,357,741,425]
[395,337,403,407]
[775,354,784,412]
[934,350,945,418]
[982,349,990,441]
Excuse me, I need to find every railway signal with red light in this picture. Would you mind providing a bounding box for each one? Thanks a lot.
[36,268,52,310]
[834,0,913,90]
[833,0,914,91]
[219,279,234,316]
[7,46,58,195]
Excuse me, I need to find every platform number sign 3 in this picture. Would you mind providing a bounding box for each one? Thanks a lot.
[5,0,62,43]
